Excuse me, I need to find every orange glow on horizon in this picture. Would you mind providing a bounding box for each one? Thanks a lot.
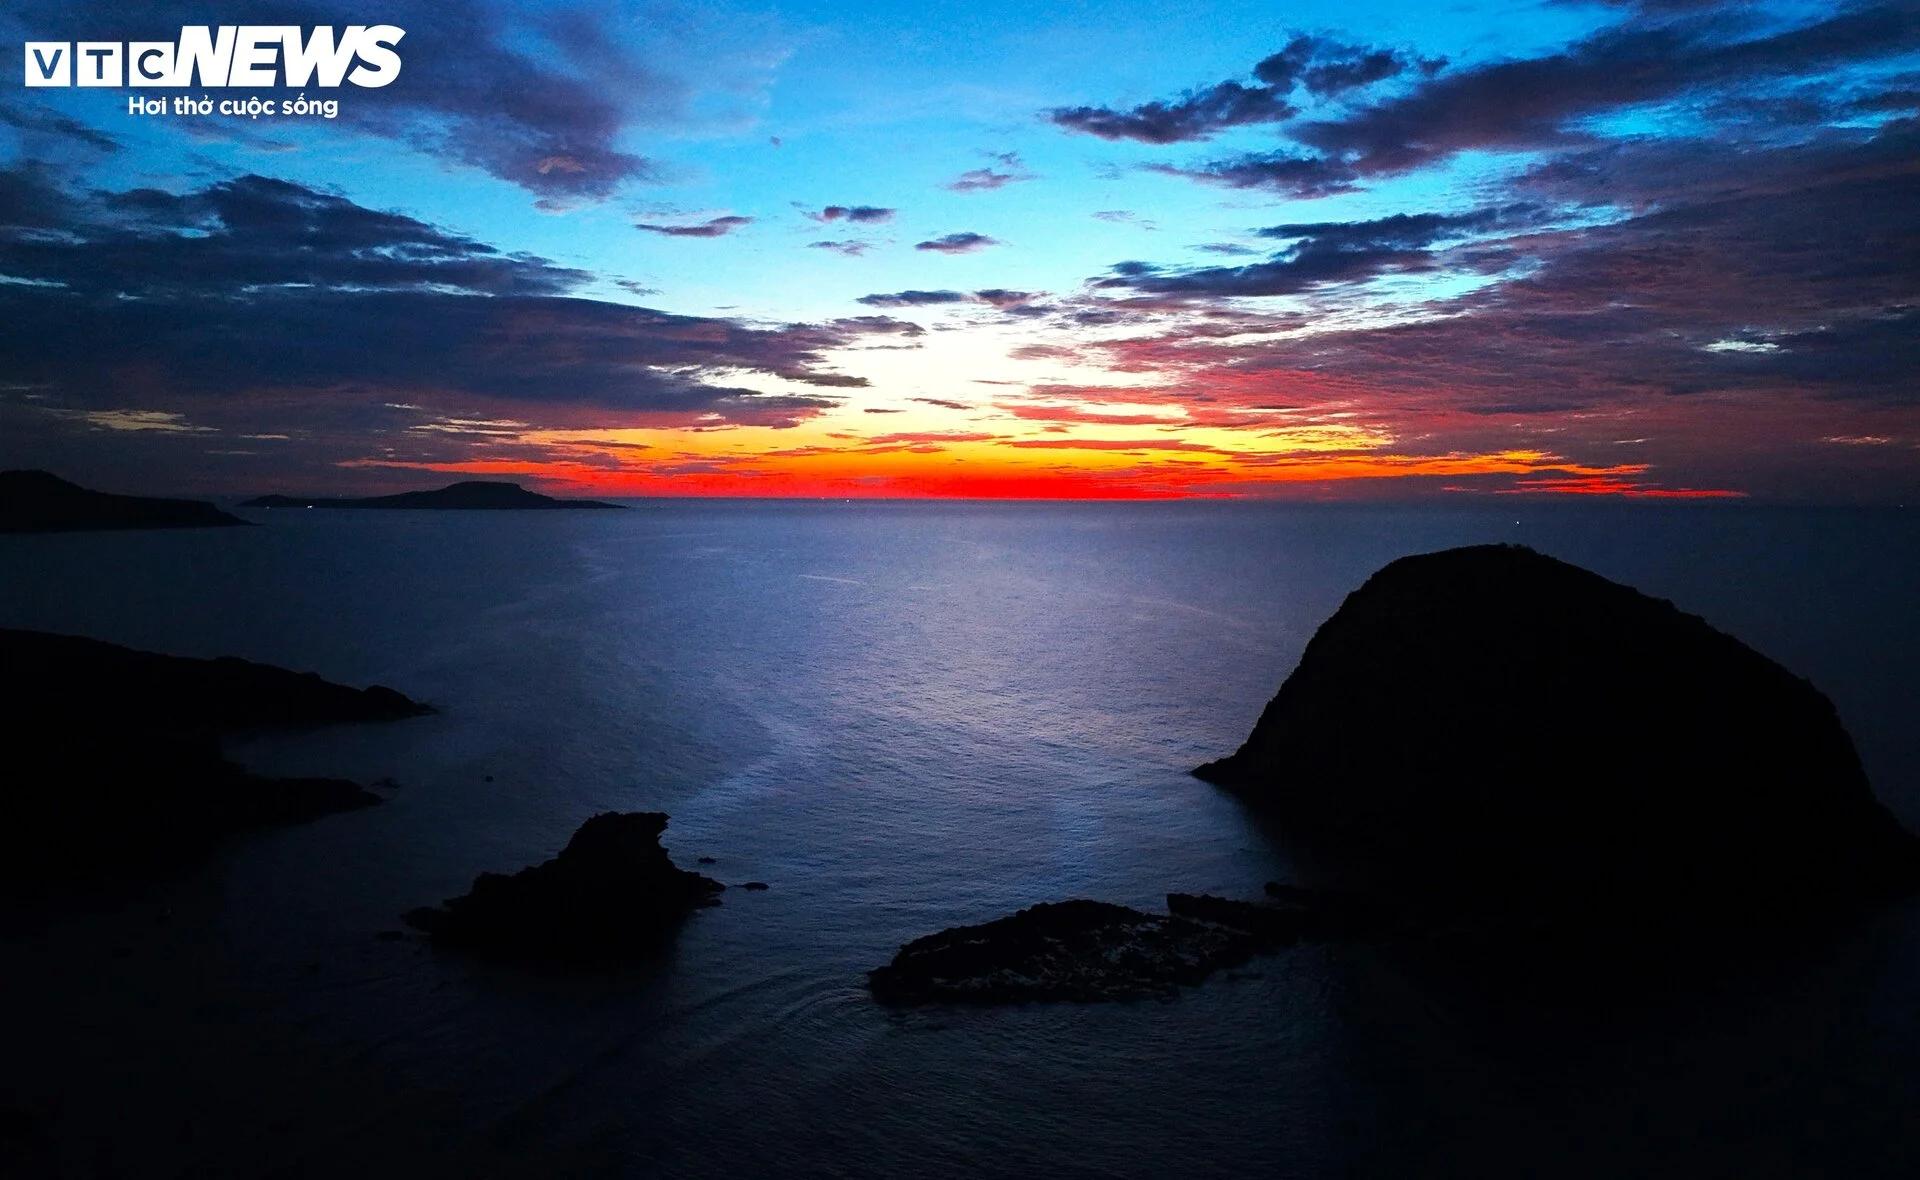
[333,346,1757,502]
[344,432,1744,501]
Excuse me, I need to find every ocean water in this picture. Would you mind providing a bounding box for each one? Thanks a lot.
[2,502,1917,1178]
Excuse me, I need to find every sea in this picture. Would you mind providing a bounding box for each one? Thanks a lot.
[2,501,1916,1178]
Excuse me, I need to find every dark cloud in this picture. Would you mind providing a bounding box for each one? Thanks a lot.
[1250,34,1441,97]
[3,172,585,297]
[0,99,119,153]
[1550,0,1775,12]
[1094,206,1544,299]
[0,158,73,228]
[1514,114,1920,210]
[1292,2,1920,181]
[1096,250,1423,299]
[946,152,1035,191]
[1136,5,1918,205]
[1049,82,1297,145]
[1300,48,1434,96]
[1145,151,1359,197]
[0,284,863,417]
[808,205,896,223]
[808,239,871,256]
[910,397,972,411]
[947,167,1023,192]
[915,232,999,254]
[1254,204,1545,249]
[0,169,915,468]
[635,215,753,238]
[857,288,1038,309]
[1047,34,1425,144]
[857,290,971,307]
[1058,114,1920,500]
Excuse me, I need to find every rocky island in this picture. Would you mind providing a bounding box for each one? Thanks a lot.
[0,470,246,532]
[1,629,430,895]
[405,812,724,963]
[868,890,1376,1004]
[1195,544,1920,913]
[241,480,624,511]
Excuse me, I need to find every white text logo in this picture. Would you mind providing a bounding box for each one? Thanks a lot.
[24,26,405,88]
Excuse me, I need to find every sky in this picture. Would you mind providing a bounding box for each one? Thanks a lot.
[1,0,1916,502]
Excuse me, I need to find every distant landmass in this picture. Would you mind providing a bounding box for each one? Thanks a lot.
[241,480,624,511]
[0,628,430,897]
[0,470,246,533]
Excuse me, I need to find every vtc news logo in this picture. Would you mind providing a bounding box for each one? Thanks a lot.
[24,26,405,88]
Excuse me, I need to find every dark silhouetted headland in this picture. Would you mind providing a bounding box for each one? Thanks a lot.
[241,480,624,511]
[1194,544,1920,914]
[2,628,430,729]
[0,629,429,896]
[0,470,246,533]
[405,812,723,963]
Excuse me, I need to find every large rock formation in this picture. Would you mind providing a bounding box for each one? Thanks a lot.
[0,470,246,533]
[241,480,623,511]
[0,629,429,894]
[405,813,724,963]
[1194,544,1919,912]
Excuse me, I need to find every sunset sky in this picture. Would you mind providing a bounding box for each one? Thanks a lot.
[1,0,1916,501]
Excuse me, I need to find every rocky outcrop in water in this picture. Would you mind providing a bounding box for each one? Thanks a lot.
[241,480,622,511]
[0,629,429,895]
[1194,544,1920,912]
[0,470,246,533]
[405,812,724,963]
[868,890,1366,1005]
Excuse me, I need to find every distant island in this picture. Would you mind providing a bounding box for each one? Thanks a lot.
[0,470,246,533]
[241,480,624,511]
[0,628,430,897]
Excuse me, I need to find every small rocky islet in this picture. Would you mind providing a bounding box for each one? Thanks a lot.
[405,811,725,963]
[867,889,1380,1005]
